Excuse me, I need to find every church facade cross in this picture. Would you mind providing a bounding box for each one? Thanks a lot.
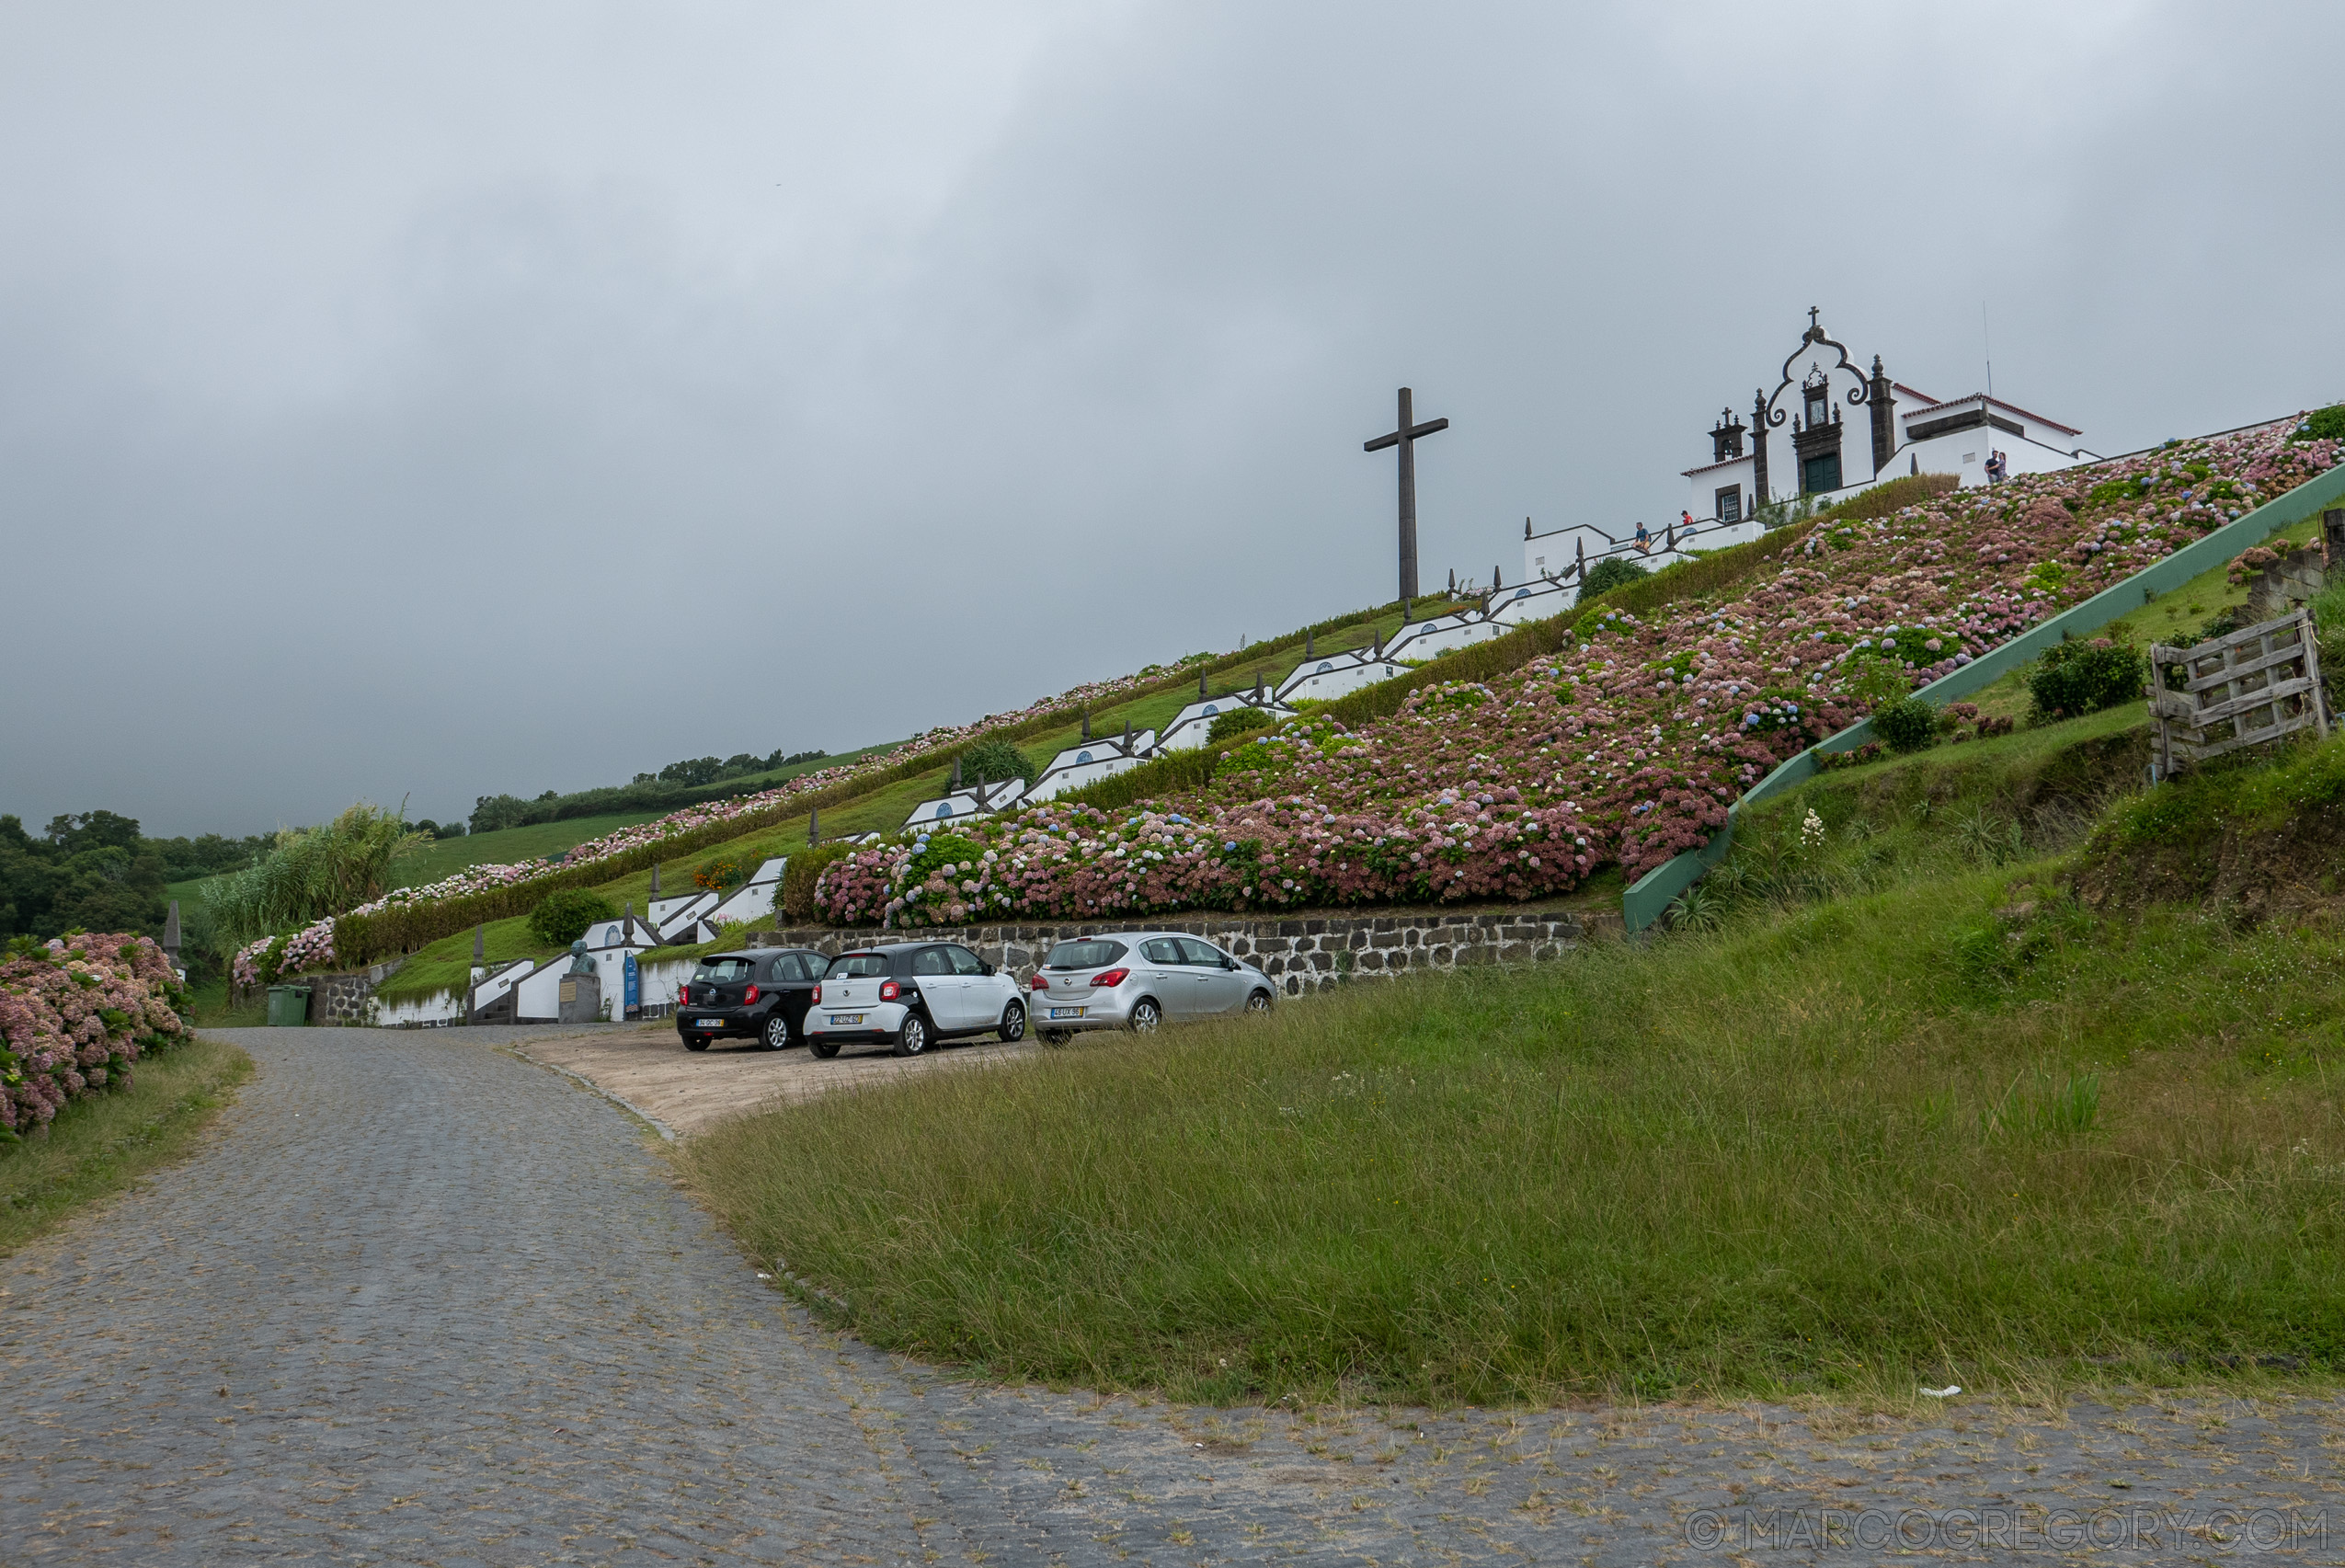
[1363,386,1449,601]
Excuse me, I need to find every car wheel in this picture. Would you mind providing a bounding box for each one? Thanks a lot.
[808,1037,840,1059]
[1129,998,1161,1034]
[684,1034,710,1052]
[1039,1028,1072,1047]
[892,1013,931,1058]
[761,1013,792,1051]
[998,1001,1025,1043]
[1246,990,1274,1014]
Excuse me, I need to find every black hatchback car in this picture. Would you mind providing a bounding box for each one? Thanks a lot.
[675,948,829,1052]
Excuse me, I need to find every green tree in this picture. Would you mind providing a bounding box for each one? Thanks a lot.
[0,810,166,943]
[1207,707,1275,743]
[1578,555,1650,601]
[528,887,620,947]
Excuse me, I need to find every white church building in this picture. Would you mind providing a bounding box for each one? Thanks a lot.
[1526,309,2095,588]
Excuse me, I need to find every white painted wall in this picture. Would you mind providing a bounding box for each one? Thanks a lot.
[903,777,1032,828]
[704,857,787,927]
[459,957,537,1020]
[1898,425,2088,489]
[637,955,699,1018]
[513,960,570,1021]
[1039,731,1156,773]
[1384,612,1511,662]
[374,988,468,1027]
[1025,730,1158,802]
[1486,578,1575,626]
[650,892,710,928]
[1525,509,1763,595]
[1158,696,1293,751]
[1275,652,1407,704]
[1681,453,1757,534]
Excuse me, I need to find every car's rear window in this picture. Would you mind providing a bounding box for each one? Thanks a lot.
[825,953,889,979]
[1047,940,1127,969]
[694,957,756,983]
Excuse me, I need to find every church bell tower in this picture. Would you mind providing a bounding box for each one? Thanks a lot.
[1868,354,1896,478]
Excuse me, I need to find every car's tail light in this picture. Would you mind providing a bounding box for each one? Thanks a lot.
[1029,972,1050,991]
[1092,967,1129,989]
[743,984,760,1005]
[879,979,901,1001]
[677,984,690,1004]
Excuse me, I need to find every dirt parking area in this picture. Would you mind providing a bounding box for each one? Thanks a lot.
[513,1022,1036,1135]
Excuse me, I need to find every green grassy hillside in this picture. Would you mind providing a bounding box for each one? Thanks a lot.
[371,596,1467,1001]
[682,715,2345,1405]
[391,813,669,886]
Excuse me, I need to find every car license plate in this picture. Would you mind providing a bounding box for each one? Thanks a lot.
[829,1013,864,1026]
[696,1018,723,1028]
[1047,1007,1085,1020]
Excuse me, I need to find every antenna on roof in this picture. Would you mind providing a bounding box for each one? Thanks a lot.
[1982,301,1994,404]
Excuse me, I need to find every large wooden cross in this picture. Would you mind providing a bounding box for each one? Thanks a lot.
[1364,386,1448,601]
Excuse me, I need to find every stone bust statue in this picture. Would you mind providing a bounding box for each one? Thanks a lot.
[567,939,598,976]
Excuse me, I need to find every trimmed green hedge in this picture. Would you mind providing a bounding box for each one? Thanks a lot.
[1565,521,1820,624]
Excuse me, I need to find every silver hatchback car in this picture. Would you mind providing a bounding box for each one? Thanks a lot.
[1026,932,1275,1044]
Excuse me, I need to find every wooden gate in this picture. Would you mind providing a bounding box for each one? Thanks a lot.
[2148,607,2329,769]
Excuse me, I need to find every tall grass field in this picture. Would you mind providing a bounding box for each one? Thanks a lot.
[686,857,2345,1405]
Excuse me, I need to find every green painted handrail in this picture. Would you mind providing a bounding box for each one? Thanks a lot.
[1621,454,2345,933]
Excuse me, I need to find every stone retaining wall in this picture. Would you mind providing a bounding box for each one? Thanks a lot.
[741,908,1620,996]
[246,957,407,1025]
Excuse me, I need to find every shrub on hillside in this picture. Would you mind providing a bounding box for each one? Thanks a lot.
[1206,708,1274,743]
[2027,639,2145,724]
[692,857,742,891]
[1870,698,1939,753]
[782,842,855,924]
[1577,555,1649,601]
[1813,740,1888,773]
[960,736,1036,784]
[527,887,619,947]
[2293,404,2345,444]
[1934,702,2015,743]
[1840,650,1914,709]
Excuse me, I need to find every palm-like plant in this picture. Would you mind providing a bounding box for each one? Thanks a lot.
[200,801,426,947]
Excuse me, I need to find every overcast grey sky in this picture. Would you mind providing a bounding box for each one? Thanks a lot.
[6,2,2341,836]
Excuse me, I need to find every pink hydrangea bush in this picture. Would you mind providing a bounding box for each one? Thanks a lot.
[816,418,2339,925]
[0,933,189,1140]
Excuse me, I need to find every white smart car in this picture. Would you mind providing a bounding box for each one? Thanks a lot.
[806,941,1026,1059]
[1026,932,1275,1045]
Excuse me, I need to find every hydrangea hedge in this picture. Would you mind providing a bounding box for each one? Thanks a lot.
[815,418,2342,927]
[0,933,191,1141]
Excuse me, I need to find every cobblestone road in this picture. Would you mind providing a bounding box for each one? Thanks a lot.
[4,1027,2339,1565]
